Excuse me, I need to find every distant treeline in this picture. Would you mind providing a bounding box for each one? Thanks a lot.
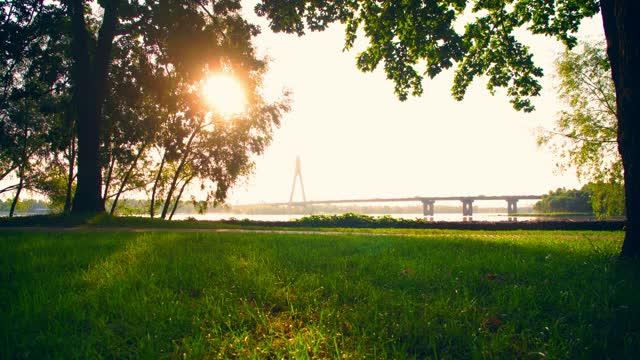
[534,184,625,218]
[0,199,48,214]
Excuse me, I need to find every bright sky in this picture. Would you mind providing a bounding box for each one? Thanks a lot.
[228,3,607,205]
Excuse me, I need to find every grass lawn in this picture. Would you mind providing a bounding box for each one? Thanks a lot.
[1,228,638,359]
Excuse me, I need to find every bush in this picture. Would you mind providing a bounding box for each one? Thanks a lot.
[534,188,592,214]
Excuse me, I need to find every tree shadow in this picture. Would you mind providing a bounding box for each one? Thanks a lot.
[2,230,637,358]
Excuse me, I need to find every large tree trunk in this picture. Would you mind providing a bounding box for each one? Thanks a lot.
[67,0,120,214]
[71,87,104,213]
[600,0,640,257]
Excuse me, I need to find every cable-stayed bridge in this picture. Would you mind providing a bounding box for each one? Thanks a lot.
[242,157,543,216]
[254,195,543,217]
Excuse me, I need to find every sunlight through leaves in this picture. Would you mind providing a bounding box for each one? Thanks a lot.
[201,74,247,117]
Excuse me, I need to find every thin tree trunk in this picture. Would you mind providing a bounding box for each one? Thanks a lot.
[11,113,29,218]
[102,144,115,202]
[110,144,145,215]
[150,149,167,218]
[9,175,23,218]
[64,137,76,213]
[601,0,640,257]
[161,128,199,219]
[169,175,194,220]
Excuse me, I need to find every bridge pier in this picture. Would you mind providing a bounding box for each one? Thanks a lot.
[462,199,474,216]
[507,199,518,215]
[421,200,435,216]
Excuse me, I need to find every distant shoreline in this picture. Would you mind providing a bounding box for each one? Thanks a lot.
[0,214,624,232]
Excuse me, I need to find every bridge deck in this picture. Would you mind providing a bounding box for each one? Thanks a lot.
[243,195,542,207]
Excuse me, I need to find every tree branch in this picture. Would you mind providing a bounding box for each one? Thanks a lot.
[548,129,617,144]
[575,72,617,116]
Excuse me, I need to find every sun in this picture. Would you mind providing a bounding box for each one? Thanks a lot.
[201,74,247,117]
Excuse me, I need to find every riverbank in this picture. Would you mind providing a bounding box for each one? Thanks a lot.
[0,213,625,231]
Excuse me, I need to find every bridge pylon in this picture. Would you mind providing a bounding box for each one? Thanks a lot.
[421,200,435,216]
[289,156,307,205]
[507,198,518,215]
[462,199,474,216]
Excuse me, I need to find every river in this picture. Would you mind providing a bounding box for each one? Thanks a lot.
[1,210,595,222]
[169,212,567,222]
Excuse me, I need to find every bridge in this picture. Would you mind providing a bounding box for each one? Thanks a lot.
[261,195,543,216]
[267,158,543,216]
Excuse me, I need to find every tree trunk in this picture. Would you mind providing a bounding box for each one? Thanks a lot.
[169,175,195,220]
[9,176,23,218]
[161,128,199,219]
[64,136,76,214]
[150,149,167,218]
[103,145,115,202]
[11,110,29,218]
[67,0,120,215]
[71,87,104,214]
[110,145,145,215]
[600,0,640,257]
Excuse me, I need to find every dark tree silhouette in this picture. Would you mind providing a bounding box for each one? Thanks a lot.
[64,0,118,213]
[0,0,70,214]
[3,0,280,215]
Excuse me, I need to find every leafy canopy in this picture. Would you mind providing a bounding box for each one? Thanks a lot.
[538,41,619,183]
[0,0,290,212]
[537,40,623,218]
[255,0,599,111]
[533,186,592,213]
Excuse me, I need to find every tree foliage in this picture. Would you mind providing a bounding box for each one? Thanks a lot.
[537,40,624,218]
[584,181,624,218]
[534,184,624,218]
[0,0,72,215]
[534,187,592,213]
[539,41,619,181]
[1,0,289,215]
[255,0,599,110]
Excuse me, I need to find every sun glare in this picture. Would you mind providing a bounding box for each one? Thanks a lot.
[202,74,247,117]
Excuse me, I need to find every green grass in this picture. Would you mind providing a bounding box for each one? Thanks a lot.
[1,229,638,359]
[0,213,241,229]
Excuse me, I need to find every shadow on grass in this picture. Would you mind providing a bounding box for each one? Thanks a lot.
[0,231,133,358]
[0,213,233,229]
[1,230,638,359]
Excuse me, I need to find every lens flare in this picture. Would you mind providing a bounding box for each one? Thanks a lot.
[202,74,246,116]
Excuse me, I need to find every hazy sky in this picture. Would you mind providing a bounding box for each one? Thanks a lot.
[228,3,607,205]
